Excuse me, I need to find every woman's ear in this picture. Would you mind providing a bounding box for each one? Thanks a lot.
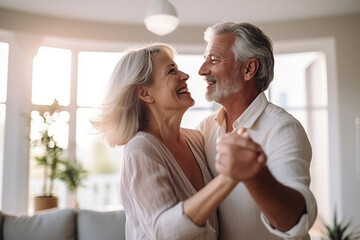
[137,86,154,103]
[244,58,259,81]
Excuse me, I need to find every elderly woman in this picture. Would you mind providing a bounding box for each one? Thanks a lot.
[92,43,255,239]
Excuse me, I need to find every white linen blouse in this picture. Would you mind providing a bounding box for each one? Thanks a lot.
[120,129,218,240]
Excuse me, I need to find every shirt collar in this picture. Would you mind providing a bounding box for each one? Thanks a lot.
[215,107,225,125]
[215,92,269,129]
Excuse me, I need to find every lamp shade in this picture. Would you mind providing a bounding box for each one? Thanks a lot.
[144,0,179,36]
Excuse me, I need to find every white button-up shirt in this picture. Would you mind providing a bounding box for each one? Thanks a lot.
[198,92,317,240]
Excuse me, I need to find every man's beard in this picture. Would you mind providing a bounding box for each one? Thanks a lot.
[205,70,243,102]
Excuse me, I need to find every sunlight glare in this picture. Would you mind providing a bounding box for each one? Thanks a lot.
[32,47,71,106]
[77,51,123,107]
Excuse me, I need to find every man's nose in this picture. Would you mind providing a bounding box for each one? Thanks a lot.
[198,61,209,76]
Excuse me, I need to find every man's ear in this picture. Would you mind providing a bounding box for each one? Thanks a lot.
[137,86,154,103]
[244,58,259,81]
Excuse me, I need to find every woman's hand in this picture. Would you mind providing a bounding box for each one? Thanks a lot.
[215,128,267,182]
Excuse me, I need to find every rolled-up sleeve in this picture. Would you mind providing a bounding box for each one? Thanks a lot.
[259,120,318,239]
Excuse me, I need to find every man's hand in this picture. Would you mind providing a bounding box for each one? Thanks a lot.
[216,128,307,232]
[215,128,267,181]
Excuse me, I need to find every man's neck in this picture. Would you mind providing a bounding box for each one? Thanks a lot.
[219,90,261,132]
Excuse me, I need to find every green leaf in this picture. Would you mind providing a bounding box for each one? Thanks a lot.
[323,209,360,240]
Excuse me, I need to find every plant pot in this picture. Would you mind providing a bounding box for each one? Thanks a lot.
[34,195,58,212]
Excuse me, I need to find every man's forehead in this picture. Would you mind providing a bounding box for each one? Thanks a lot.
[205,33,235,55]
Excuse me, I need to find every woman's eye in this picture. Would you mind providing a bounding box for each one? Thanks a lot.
[168,68,176,74]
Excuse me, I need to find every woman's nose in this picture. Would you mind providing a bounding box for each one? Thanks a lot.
[180,71,189,81]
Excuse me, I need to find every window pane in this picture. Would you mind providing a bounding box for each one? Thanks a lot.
[76,107,122,210]
[32,47,72,105]
[77,51,123,107]
[271,52,319,108]
[28,109,70,212]
[0,42,9,102]
[29,110,70,149]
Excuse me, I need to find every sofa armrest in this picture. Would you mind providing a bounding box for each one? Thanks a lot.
[77,209,126,240]
[2,208,76,240]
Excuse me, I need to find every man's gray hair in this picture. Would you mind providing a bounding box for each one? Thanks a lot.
[204,22,274,91]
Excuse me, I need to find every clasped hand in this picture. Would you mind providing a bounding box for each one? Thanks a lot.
[215,128,267,182]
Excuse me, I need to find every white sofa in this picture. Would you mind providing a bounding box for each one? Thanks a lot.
[0,208,126,240]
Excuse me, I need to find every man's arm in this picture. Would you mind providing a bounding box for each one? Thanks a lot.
[215,130,306,231]
[242,166,306,231]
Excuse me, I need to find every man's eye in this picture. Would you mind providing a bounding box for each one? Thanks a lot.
[211,59,220,64]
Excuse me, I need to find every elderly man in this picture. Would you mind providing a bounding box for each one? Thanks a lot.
[197,21,317,240]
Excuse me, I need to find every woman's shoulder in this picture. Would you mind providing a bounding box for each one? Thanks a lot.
[181,128,202,141]
[125,131,163,153]
[123,132,172,168]
[181,128,204,149]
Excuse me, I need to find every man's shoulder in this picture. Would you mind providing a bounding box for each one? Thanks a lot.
[264,102,300,124]
[258,103,309,144]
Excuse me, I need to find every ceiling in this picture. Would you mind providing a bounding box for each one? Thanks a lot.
[0,0,360,26]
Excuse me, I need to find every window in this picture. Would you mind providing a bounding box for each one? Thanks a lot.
[270,51,329,235]
[32,47,72,105]
[0,42,9,208]
[76,51,123,210]
[29,46,72,212]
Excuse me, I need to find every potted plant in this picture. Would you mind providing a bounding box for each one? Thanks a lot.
[57,158,88,208]
[322,210,360,240]
[30,99,88,211]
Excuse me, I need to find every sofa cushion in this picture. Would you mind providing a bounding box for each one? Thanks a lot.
[3,208,76,240]
[77,209,126,240]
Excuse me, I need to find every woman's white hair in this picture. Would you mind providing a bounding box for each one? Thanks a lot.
[92,43,176,146]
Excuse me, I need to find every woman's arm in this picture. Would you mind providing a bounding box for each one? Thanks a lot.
[183,174,238,225]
